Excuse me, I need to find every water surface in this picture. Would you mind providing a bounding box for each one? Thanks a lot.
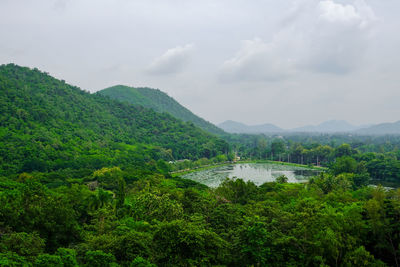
[182,163,322,187]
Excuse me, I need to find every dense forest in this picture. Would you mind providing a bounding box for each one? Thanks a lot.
[1,64,400,266]
[99,85,224,135]
[0,64,228,177]
[2,147,400,266]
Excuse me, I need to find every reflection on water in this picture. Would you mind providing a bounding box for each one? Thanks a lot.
[182,163,322,187]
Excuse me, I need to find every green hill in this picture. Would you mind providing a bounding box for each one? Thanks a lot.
[0,64,228,175]
[99,85,225,135]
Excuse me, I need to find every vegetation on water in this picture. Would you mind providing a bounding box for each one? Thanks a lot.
[0,64,400,266]
[181,162,322,187]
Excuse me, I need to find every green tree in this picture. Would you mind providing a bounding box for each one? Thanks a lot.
[132,191,183,222]
[276,175,288,183]
[0,232,45,260]
[34,254,63,267]
[334,144,353,158]
[152,220,227,266]
[271,140,285,160]
[116,177,126,210]
[56,248,78,267]
[130,257,156,267]
[332,156,357,175]
[84,250,118,267]
[342,246,383,267]
[0,252,29,266]
[215,178,259,204]
[240,219,272,266]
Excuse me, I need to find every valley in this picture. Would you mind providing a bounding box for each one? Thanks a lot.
[0,64,399,266]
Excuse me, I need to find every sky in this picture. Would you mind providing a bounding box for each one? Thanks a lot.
[0,0,399,128]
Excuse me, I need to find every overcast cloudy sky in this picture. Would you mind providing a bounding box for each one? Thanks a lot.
[1,0,399,128]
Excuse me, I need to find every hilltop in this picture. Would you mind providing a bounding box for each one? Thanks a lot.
[99,85,225,135]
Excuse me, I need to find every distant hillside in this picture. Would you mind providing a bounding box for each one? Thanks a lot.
[0,64,228,175]
[291,120,359,133]
[218,120,283,134]
[99,85,224,135]
[355,121,400,135]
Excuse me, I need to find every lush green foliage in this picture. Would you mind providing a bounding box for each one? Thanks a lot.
[2,167,400,266]
[0,64,228,176]
[1,64,400,266]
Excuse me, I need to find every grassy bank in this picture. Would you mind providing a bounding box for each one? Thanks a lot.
[170,161,234,177]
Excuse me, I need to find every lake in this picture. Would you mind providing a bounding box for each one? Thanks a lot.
[182,162,322,187]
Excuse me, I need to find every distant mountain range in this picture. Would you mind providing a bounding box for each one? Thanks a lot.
[99,85,225,135]
[355,121,400,135]
[291,120,361,133]
[218,120,284,134]
[218,120,400,135]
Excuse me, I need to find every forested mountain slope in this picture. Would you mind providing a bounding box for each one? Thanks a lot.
[0,64,228,175]
[99,85,225,135]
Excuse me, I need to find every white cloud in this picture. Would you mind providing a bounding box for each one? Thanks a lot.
[318,0,376,28]
[220,0,377,81]
[318,1,361,24]
[146,44,194,75]
[219,38,294,82]
[305,0,376,74]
